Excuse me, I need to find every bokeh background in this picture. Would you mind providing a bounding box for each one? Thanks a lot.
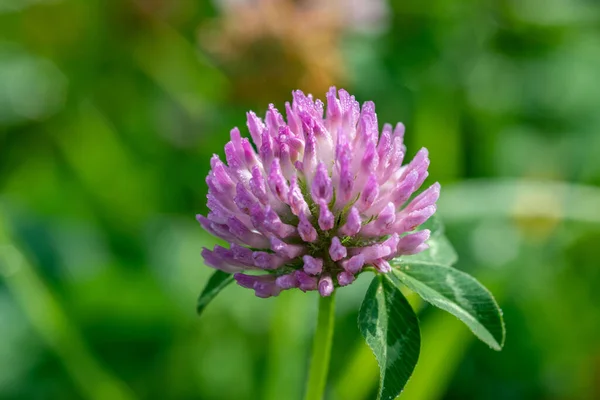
[1,0,600,399]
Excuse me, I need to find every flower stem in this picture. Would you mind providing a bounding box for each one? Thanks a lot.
[304,292,336,400]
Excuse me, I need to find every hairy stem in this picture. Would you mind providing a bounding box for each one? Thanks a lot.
[304,292,336,400]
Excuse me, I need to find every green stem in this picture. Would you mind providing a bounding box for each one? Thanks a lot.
[304,292,336,400]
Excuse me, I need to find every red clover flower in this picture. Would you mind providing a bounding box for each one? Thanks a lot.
[196,88,504,400]
[198,87,439,297]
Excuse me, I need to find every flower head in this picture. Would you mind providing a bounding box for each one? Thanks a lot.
[198,88,439,297]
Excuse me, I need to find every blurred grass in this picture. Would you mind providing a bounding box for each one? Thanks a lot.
[0,214,135,400]
[1,0,600,399]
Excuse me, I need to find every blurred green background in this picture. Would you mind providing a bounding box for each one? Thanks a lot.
[1,0,600,399]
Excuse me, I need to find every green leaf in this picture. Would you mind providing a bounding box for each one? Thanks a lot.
[388,262,505,350]
[401,216,457,266]
[196,270,234,316]
[402,233,458,266]
[358,275,421,400]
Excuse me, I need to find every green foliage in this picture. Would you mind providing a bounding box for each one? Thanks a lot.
[388,264,504,350]
[403,217,458,266]
[358,275,420,400]
[357,223,504,398]
[196,270,234,317]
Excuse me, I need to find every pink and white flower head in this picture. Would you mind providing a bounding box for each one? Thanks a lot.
[198,88,439,297]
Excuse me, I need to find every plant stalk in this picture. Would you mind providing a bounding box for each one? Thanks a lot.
[304,292,336,400]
